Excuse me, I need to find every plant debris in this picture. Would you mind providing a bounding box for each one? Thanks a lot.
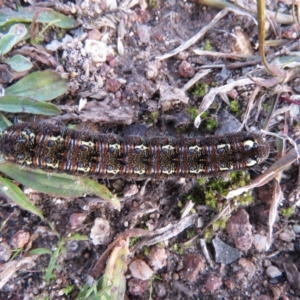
[0,0,300,299]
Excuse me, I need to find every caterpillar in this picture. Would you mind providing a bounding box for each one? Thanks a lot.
[0,122,270,180]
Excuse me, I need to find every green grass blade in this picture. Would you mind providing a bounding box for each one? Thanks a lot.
[4,55,33,72]
[0,176,44,219]
[5,70,68,101]
[79,177,120,210]
[0,95,61,115]
[0,7,78,29]
[0,162,120,209]
[30,248,52,255]
[0,113,12,130]
[0,162,88,197]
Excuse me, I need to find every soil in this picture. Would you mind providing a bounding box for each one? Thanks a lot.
[0,0,300,299]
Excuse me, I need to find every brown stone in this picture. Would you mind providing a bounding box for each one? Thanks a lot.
[226,209,253,251]
[204,275,222,292]
[179,253,205,282]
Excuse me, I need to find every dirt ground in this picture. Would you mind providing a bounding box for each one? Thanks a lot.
[0,0,300,299]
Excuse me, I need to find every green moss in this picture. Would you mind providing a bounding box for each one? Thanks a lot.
[281,207,295,218]
[229,171,239,181]
[200,111,208,118]
[239,191,253,206]
[144,246,150,256]
[198,178,206,185]
[63,285,74,296]
[188,107,199,120]
[204,39,213,51]
[177,200,183,208]
[205,190,217,209]
[213,218,227,230]
[145,111,159,124]
[262,103,269,110]
[186,229,196,239]
[203,171,253,223]
[189,110,217,131]
[181,192,202,206]
[129,236,139,246]
[208,178,228,196]
[148,0,157,7]
[192,83,208,97]
[205,118,217,131]
[204,228,214,240]
[229,100,239,113]
[191,208,197,214]
[173,243,184,255]
[199,171,255,241]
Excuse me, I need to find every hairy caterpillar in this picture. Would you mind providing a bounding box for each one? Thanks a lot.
[0,122,270,180]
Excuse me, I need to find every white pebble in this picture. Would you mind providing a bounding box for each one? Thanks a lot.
[129,259,153,280]
[45,40,61,52]
[90,218,110,245]
[253,234,268,251]
[266,266,282,278]
[293,224,300,234]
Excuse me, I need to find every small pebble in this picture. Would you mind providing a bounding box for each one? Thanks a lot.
[90,218,110,245]
[0,241,12,262]
[154,282,167,298]
[293,224,300,234]
[279,228,296,242]
[128,278,149,296]
[266,266,282,278]
[106,78,122,93]
[253,234,268,251]
[69,212,87,228]
[173,273,179,280]
[11,230,30,248]
[84,40,108,63]
[226,209,253,251]
[148,246,167,271]
[45,40,61,51]
[213,236,240,264]
[179,253,205,282]
[204,275,222,292]
[136,25,151,44]
[129,259,153,280]
[178,61,195,78]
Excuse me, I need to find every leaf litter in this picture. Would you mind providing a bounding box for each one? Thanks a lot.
[0,1,300,299]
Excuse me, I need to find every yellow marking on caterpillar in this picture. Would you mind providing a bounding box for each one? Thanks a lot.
[162,145,175,151]
[106,168,120,175]
[219,165,233,171]
[189,168,205,174]
[243,140,256,149]
[189,145,202,152]
[77,166,91,172]
[217,143,230,150]
[162,168,175,175]
[133,168,146,175]
[135,144,148,151]
[46,162,59,169]
[81,140,95,147]
[48,135,64,143]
